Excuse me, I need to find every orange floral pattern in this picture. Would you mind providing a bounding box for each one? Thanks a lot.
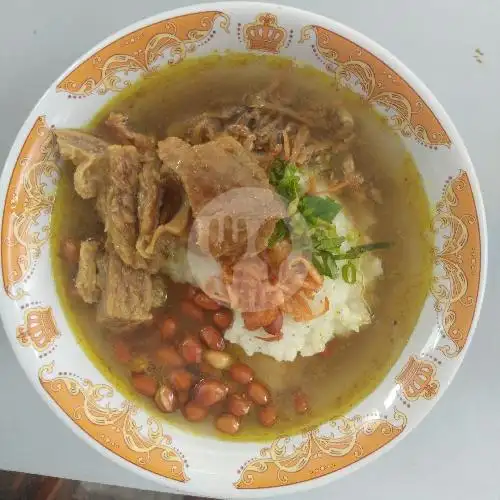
[39,363,188,482]
[56,12,230,97]
[235,410,406,489]
[396,356,439,401]
[300,26,451,148]
[432,170,482,357]
[1,116,59,300]
[16,306,60,352]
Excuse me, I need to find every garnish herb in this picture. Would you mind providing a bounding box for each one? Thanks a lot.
[341,262,357,284]
[299,195,341,223]
[268,219,289,247]
[330,242,391,261]
[268,159,389,277]
[268,159,302,202]
[312,252,339,279]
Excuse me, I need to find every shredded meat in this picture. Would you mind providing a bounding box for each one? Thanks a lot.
[188,114,222,145]
[163,80,367,228]
[226,124,256,151]
[157,136,195,173]
[342,154,364,188]
[178,82,360,174]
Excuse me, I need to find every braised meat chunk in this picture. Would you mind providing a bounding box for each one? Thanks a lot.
[96,250,154,330]
[103,145,150,270]
[157,136,284,259]
[75,240,101,304]
[157,136,269,214]
[56,122,183,330]
[54,129,108,199]
[104,112,156,152]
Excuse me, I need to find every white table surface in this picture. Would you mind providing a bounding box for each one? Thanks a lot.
[0,0,499,498]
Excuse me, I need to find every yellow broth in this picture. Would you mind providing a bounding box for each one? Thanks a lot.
[51,54,433,440]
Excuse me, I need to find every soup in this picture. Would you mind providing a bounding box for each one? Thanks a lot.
[51,54,433,440]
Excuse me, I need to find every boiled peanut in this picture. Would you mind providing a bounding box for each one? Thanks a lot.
[183,401,208,422]
[60,239,80,265]
[213,310,234,330]
[200,326,225,351]
[131,373,157,398]
[229,363,254,385]
[156,346,185,368]
[193,379,228,407]
[158,316,177,341]
[181,300,205,322]
[199,360,222,378]
[154,385,177,413]
[225,379,240,396]
[247,381,270,406]
[227,393,252,417]
[129,355,149,373]
[258,404,278,427]
[215,413,240,435]
[194,292,221,311]
[113,339,132,364]
[293,390,309,414]
[203,350,233,370]
[179,335,203,364]
[177,391,190,406]
[169,369,194,392]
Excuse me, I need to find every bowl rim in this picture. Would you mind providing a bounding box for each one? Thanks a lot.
[0,2,488,496]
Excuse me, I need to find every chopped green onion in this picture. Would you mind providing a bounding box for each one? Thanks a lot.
[312,251,339,279]
[342,262,357,284]
[331,242,391,261]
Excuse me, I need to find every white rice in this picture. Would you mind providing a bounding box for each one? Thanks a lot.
[224,211,382,361]
[161,244,197,285]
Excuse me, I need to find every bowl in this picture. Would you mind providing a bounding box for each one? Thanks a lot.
[0,2,486,497]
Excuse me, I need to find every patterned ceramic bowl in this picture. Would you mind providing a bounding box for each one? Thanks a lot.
[0,2,486,497]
